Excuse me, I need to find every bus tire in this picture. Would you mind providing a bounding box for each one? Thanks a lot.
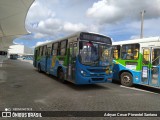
[38,64,42,73]
[120,72,133,87]
[58,68,66,83]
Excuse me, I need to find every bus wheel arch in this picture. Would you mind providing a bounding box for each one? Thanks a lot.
[57,67,66,83]
[119,71,133,87]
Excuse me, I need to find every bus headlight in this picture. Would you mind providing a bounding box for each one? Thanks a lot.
[110,70,112,74]
[80,70,87,76]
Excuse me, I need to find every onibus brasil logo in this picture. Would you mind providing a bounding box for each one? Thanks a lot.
[1,108,42,118]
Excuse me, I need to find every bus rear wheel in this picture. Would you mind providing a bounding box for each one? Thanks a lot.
[120,72,133,87]
[58,68,66,83]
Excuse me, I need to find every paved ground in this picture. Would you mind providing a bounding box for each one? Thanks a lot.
[0,59,160,120]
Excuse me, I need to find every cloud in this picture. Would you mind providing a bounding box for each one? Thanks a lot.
[86,0,121,23]
[86,0,160,24]
[63,22,87,32]
[26,0,101,38]
[33,33,48,39]
[26,0,60,35]
[22,0,160,47]
[37,18,62,34]
[27,14,99,38]
[26,1,55,23]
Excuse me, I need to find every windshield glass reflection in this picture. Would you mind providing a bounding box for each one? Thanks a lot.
[79,41,112,66]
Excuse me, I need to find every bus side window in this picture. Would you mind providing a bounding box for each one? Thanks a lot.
[47,44,52,56]
[133,49,138,59]
[126,49,132,59]
[121,44,139,60]
[113,45,120,59]
[133,44,139,60]
[39,46,43,56]
[152,49,160,65]
[43,45,47,56]
[73,43,77,57]
[37,47,40,56]
[35,48,38,56]
[121,45,127,59]
[60,40,67,56]
[52,43,58,56]
[143,49,150,64]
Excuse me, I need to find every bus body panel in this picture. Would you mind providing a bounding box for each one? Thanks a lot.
[75,58,112,84]
[113,60,141,84]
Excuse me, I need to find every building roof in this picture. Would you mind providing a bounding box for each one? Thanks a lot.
[0,0,34,51]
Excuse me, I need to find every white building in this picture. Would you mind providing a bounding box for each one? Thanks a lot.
[8,45,33,56]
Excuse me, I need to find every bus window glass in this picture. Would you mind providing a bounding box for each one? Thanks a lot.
[152,48,160,66]
[99,45,112,66]
[37,47,40,56]
[121,44,139,60]
[43,46,47,56]
[73,43,77,57]
[79,41,98,65]
[60,40,67,56]
[79,41,112,66]
[52,43,58,55]
[47,47,51,56]
[39,47,43,56]
[61,40,67,48]
[143,49,150,65]
[113,45,120,59]
[47,44,52,56]
[61,48,66,56]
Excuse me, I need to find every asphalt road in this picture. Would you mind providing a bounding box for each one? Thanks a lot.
[0,59,160,120]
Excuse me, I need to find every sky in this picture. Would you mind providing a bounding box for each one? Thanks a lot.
[14,0,160,48]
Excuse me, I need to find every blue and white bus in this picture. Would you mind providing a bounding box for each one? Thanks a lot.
[33,31,113,84]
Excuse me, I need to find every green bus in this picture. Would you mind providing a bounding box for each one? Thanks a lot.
[112,37,160,88]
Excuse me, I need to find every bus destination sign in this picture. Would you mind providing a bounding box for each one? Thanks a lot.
[80,32,112,44]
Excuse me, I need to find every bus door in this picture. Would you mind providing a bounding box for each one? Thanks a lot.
[141,48,151,85]
[142,47,160,87]
[68,42,77,82]
[150,48,160,87]
[46,45,52,73]
[40,45,47,72]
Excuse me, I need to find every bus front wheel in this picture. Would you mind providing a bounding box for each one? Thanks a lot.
[120,72,133,87]
[38,64,42,73]
[58,68,66,83]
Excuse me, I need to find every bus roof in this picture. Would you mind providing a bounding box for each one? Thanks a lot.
[113,37,160,45]
[35,31,111,47]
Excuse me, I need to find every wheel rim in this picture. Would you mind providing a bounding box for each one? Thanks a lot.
[122,75,130,84]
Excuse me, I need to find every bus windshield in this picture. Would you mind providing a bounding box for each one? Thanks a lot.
[79,41,112,66]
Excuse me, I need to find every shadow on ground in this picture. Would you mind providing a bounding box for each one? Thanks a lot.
[34,69,109,91]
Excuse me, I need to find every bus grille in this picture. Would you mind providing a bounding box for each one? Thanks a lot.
[90,74,105,76]
[87,69,107,73]
[91,78,104,81]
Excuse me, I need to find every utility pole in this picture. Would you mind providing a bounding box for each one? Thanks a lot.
[140,10,145,38]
